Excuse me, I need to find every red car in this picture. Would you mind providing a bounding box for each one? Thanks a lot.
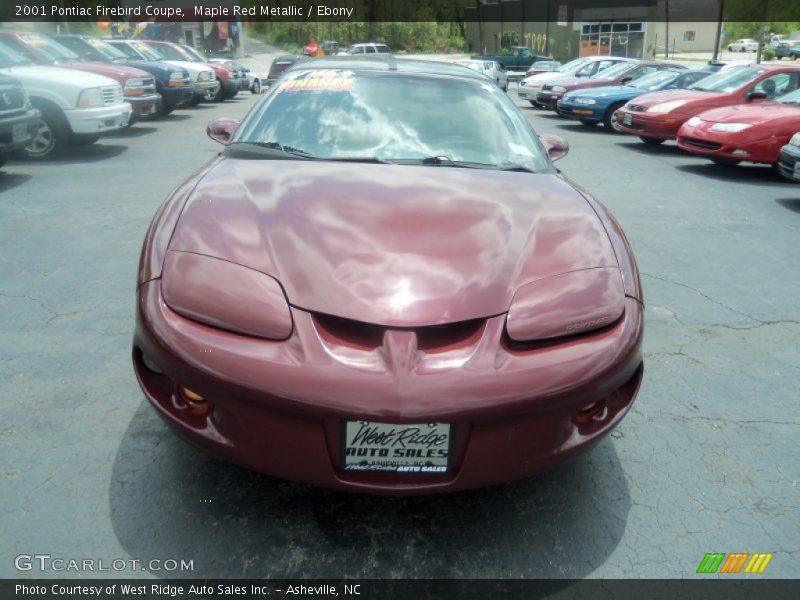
[536,59,683,110]
[140,41,247,102]
[615,63,800,145]
[0,30,160,122]
[677,87,800,167]
[132,59,644,495]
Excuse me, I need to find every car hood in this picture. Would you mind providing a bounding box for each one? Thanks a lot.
[167,160,619,326]
[61,60,150,81]
[523,71,572,85]
[0,64,117,88]
[164,60,209,77]
[630,89,724,110]
[570,85,640,100]
[696,102,800,125]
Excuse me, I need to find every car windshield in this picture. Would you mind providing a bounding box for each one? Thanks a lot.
[123,41,164,61]
[147,43,186,61]
[19,33,79,62]
[627,70,680,90]
[590,61,632,79]
[181,45,206,61]
[0,40,32,66]
[81,37,128,61]
[690,66,764,92]
[559,57,589,72]
[232,69,549,172]
[776,88,800,104]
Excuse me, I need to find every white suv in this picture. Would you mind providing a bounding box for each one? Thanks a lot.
[340,43,392,56]
[0,40,131,158]
[728,39,760,52]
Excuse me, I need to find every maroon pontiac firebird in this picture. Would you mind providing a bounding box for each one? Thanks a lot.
[133,58,644,495]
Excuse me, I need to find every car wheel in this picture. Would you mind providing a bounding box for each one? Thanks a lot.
[212,81,225,102]
[160,102,175,116]
[791,53,798,60]
[727,45,733,51]
[639,136,665,146]
[604,102,626,132]
[740,47,746,52]
[711,157,741,167]
[251,79,261,94]
[69,134,100,146]
[23,110,66,160]
[223,88,238,100]
[189,94,203,107]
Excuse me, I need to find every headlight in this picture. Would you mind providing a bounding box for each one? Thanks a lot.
[552,85,567,93]
[77,87,104,108]
[648,99,688,113]
[685,116,703,128]
[124,77,145,96]
[505,268,625,342]
[710,122,753,133]
[161,252,293,340]
[197,70,214,82]
[790,132,800,147]
[573,97,596,105]
[168,70,187,87]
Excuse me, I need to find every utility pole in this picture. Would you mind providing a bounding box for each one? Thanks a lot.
[756,0,768,64]
[712,0,724,61]
[664,0,670,59]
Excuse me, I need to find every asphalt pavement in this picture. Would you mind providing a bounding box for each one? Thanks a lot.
[1,84,798,579]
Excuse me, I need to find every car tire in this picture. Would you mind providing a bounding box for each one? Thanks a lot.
[639,136,665,146]
[212,80,225,102]
[23,109,67,160]
[189,94,203,107]
[528,101,539,107]
[604,102,626,132]
[791,53,798,60]
[223,88,238,100]
[711,157,741,167]
[160,102,175,116]
[251,79,261,94]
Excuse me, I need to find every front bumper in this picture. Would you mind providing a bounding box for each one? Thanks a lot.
[64,103,132,134]
[0,107,41,153]
[133,280,644,495]
[556,100,603,122]
[193,80,221,98]
[536,90,565,109]
[220,77,246,92]
[160,85,194,108]
[677,126,786,164]
[615,108,685,140]
[777,143,800,181]
[517,85,541,101]
[126,92,162,118]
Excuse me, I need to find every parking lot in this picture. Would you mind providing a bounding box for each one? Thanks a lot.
[1,82,798,579]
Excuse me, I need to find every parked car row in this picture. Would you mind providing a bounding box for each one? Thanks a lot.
[532,58,800,182]
[0,31,254,164]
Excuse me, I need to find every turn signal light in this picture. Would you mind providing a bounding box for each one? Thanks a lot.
[181,387,205,403]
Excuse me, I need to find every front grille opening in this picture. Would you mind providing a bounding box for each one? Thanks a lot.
[314,313,385,350]
[312,313,486,352]
[416,319,485,352]
[683,138,722,151]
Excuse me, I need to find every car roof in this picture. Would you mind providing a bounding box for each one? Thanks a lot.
[285,56,492,82]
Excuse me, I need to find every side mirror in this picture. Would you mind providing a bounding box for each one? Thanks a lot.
[206,118,240,145]
[540,134,569,162]
[747,90,769,101]
[620,76,633,84]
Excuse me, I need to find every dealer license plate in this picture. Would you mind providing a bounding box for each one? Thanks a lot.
[12,123,29,143]
[623,113,633,126]
[342,421,451,474]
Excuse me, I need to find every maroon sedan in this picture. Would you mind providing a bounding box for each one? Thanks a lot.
[537,59,684,111]
[133,58,644,495]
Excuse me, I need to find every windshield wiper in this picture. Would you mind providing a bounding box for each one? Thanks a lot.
[496,163,537,173]
[233,141,317,158]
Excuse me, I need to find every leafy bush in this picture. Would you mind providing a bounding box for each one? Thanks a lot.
[762,48,776,61]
